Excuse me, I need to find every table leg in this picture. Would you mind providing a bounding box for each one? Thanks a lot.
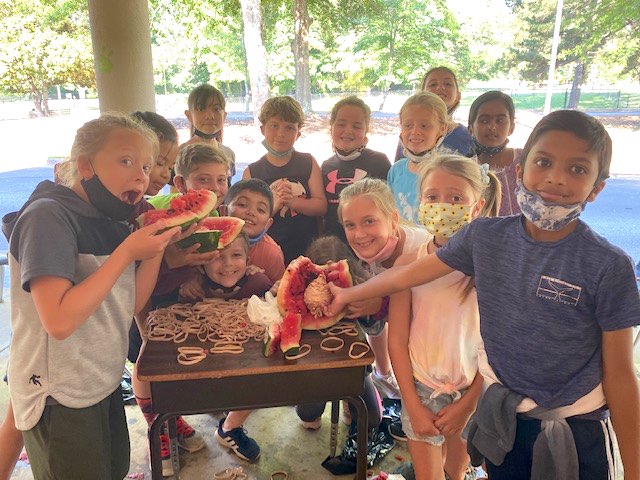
[149,413,175,480]
[345,396,368,480]
[167,417,181,479]
[330,400,339,458]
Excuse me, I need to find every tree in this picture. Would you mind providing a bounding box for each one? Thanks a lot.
[293,0,312,112]
[0,0,94,116]
[240,0,271,122]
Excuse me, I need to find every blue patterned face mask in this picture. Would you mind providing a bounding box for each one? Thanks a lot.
[515,179,585,231]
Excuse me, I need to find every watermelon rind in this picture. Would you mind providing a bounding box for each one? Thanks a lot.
[277,256,353,330]
[136,189,218,230]
[136,210,198,231]
[198,217,245,249]
[280,312,302,355]
[176,229,222,252]
[263,322,282,357]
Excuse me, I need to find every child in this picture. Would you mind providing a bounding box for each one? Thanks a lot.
[338,178,431,418]
[295,236,382,436]
[204,233,272,461]
[329,110,640,479]
[226,178,286,284]
[243,96,327,263]
[467,91,522,216]
[389,154,501,480]
[322,96,391,239]
[394,67,474,161]
[181,83,236,180]
[1,113,184,479]
[387,92,450,224]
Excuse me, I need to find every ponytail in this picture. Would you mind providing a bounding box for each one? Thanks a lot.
[478,170,501,218]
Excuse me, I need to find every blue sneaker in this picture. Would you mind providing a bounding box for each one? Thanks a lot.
[214,417,261,461]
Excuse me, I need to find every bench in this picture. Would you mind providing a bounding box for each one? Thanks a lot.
[0,253,6,302]
[49,108,71,117]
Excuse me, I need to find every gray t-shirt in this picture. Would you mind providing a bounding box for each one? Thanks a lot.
[4,182,135,430]
[437,215,640,408]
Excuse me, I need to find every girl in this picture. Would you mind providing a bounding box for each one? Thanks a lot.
[387,92,450,224]
[389,155,500,480]
[1,113,185,479]
[395,67,474,161]
[180,83,236,181]
[467,91,522,216]
[338,178,431,408]
[321,96,391,239]
[328,110,640,480]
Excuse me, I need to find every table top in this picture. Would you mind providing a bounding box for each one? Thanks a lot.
[137,327,374,383]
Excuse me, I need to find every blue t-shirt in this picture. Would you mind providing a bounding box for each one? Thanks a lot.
[387,158,419,224]
[443,124,474,156]
[436,215,640,408]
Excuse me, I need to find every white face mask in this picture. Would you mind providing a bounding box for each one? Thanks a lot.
[401,134,445,164]
[262,139,293,158]
[515,180,585,231]
[417,202,473,238]
[334,144,366,161]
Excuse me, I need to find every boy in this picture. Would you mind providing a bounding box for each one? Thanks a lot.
[329,110,640,479]
[226,178,286,283]
[243,96,327,263]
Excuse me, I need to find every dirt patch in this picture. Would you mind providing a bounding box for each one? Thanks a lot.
[593,116,640,131]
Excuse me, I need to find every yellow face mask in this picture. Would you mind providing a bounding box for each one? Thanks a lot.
[417,202,472,238]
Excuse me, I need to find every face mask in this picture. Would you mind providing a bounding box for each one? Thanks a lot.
[515,180,585,231]
[472,137,508,156]
[194,127,222,141]
[353,234,399,265]
[81,174,137,221]
[248,228,268,247]
[402,134,445,164]
[262,139,293,158]
[334,143,366,161]
[418,202,472,238]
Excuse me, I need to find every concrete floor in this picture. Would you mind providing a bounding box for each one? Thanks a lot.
[0,299,410,480]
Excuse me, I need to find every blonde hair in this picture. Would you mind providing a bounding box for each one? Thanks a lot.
[56,112,159,187]
[337,177,397,225]
[259,96,305,127]
[417,153,502,301]
[330,96,372,130]
[399,92,454,132]
[175,143,230,177]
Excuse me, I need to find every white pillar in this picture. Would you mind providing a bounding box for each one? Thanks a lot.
[87,0,156,113]
[544,0,563,115]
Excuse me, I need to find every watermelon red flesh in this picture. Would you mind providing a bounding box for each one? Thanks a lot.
[263,322,282,357]
[198,216,245,249]
[280,312,302,355]
[277,256,353,330]
[136,189,217,229]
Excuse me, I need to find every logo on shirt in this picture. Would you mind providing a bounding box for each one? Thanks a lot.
[536,275,582,306]
[29,374,42,387]
[325,168,368,194]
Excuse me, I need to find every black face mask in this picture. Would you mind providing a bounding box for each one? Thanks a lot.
[81,174,137,221]
[194,128,222,141]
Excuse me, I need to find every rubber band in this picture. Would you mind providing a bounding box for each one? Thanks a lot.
[210,340,245,355]
[284,344,311,360]
[176,346,207,365]
[348,341,370,359]
[270,471,288,480]
[214,466,247,480]
[320,336,344,352]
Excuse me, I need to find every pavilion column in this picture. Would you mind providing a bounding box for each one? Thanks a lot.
[87,0,156,113]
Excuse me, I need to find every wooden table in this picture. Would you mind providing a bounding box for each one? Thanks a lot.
[137,328,375,479]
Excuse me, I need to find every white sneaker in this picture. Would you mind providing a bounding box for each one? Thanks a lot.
[371,368,401,399]
[301,417,322,430]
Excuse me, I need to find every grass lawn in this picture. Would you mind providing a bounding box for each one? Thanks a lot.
[461,91,640,110]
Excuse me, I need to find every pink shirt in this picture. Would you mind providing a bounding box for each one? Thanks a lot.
[249,234,286,283]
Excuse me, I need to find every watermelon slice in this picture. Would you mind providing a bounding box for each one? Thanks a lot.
[263,322,282,357]
[280,312,302,356]
[177,216,245,252]
[277,256,353,330]
[136,189,217,230]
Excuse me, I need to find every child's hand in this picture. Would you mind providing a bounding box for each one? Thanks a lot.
[324,283,348,317]
[345,297,382,319]
[164,243,219,268]
[434,396,475,436]
[246,264,265,276]
[123,223,182,262]
[172,222,200,244]
[179,277,205,301]
[407,404,441,437]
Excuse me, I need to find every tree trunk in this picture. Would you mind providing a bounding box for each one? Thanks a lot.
[566,61,584,109]
[239,0,270,125]
[293,0,312,113]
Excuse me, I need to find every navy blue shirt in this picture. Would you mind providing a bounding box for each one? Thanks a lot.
[436,215,640,408]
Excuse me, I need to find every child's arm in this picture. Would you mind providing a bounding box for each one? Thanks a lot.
[30,223,181,340]
[602,327,640,479]
[327,252,454,316]
[434,372,483,436]
[283,158,327,216]
[388,265,439,437]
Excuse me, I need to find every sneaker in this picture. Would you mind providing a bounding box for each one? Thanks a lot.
[214,417,261,461]
[159,433,174,478]
[175,416,205,452]
[371,368,401,399]
[388,419,407,442]
[301,417,322,430]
